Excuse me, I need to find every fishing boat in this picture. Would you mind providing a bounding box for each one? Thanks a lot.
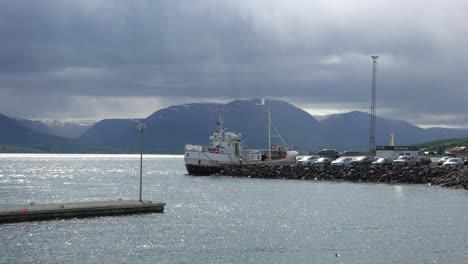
[184,99,298,175]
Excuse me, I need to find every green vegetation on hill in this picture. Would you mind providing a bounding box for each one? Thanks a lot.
[0,145,45,153]
[416,137,468,154]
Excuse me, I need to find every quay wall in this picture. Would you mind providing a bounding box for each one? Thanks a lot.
[213,164,468,189]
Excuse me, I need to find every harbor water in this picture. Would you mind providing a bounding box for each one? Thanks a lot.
[1,154,467,263]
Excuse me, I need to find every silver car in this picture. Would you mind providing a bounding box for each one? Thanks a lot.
[442,158,464,168]
[296,156,319,165]
[437,156,451,166]
[314,157,333,165]
[331,157,354,167]
[372,157,393,166]
[393,156,417,166]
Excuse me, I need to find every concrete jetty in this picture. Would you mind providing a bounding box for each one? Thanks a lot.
[0,200,166,224]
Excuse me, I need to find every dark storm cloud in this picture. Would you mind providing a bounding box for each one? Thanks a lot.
[0,0,467,126]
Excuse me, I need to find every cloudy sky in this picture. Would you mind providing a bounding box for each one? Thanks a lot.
[0,0,467,128]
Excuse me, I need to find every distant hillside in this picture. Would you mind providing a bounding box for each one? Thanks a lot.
[77,99,468,153]
[0,114,82,152]
[78,119,142,152]
[78,100,328,153]
[320,111,468,150]
[79,103,224,153]
[416,137,468,153]
[220,99,326,150]
[15,118,94,139]
[2,99,468,153]
[321,111,425,150]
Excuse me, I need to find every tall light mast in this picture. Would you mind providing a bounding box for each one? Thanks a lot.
[370,56,379,153]
[267,99,271,160]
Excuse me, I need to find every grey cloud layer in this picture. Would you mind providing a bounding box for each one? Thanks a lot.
[0,0,467,126]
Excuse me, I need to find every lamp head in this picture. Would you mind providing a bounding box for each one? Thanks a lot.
[137,123,147,132]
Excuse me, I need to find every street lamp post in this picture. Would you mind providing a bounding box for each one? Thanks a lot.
[137,123,147,202]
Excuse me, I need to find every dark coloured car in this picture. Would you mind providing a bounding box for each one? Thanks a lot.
[416,156,432,166]
[351,156,376,165]
[317,149,339,159]
[464,157,468,165]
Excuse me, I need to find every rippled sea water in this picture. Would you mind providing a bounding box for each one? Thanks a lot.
[0,154,467,264]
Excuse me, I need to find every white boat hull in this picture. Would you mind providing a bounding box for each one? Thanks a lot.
[184,149,298,175]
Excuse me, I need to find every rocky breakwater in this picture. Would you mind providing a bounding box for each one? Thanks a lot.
[214,165,468,189]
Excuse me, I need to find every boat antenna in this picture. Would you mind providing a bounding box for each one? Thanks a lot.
[217,107,224,141]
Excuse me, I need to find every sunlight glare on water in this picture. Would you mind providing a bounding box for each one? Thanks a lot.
[0,154,467,264]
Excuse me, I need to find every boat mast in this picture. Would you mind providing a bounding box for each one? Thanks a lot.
[257,98,272,159]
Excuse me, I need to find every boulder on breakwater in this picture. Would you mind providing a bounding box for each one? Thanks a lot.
[213,165,468,190]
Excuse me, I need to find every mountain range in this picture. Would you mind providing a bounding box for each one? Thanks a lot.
[0,114,81,152]
[14,118,95,139]
[1,99,468,153]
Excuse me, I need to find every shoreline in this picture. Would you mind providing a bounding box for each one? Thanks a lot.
[213,164,468,190]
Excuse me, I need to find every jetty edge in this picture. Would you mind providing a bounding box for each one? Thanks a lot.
[0,200,165,224]
[213,164,468,189]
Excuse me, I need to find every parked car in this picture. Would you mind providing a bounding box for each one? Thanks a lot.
[463,157,468,165]
[331,156,354,167]
[437,156,451,166]
[316,149,338,159]
[416,156,432,166]
[443,158,464,168]
[296,156,319,165]
[351,156,376,165]
[393,156,417,166]
[372,157,393,167]
[314,157,333,165]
